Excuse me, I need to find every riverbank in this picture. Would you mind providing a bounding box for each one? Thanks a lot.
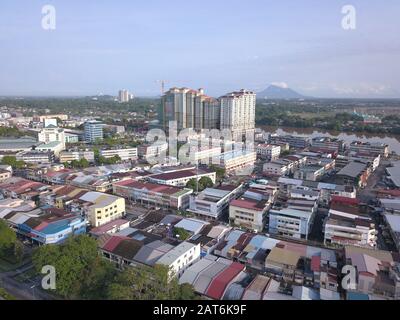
[259,126,400,154]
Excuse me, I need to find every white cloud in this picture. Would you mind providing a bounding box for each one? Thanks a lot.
[332,83,397,96]
[271,82,289,89]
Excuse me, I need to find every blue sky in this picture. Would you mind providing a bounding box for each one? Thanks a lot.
[0,0,399,98]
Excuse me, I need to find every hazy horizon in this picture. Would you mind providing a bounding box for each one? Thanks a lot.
[1,0,400,98]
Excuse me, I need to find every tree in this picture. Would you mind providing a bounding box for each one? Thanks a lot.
[107,264,196,300]
[1,156,25,169]
[32,235,113,299]
[186,177,214,192]
[209,165,226,182]
[70,158,90,169]
[13,240,24,263]
[185,178,198,191]
[198,176,214,190]
[0,220,17,257]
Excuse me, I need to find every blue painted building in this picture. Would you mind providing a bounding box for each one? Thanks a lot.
[17,208,87,245]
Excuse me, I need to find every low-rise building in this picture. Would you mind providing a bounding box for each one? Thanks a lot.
[0,177,48,199]
[64,133,80,143]
[269,134,310,149]
[218,150,256,173]
[349,141,389,158]
[0,137,42,152]
[13,207,87,245]
[113,179,193,210]
[188,185,243,220]
[156,241,201,278]
[100,147,138,161]
[0,169,12,182]
[89,219,131,237]
[69,191,126,227]
[383,214,400,251]
[310,137,344,153]
[294,165,325,181]
[256,144,281,161]
[324,197,377,248]
[59,150,95,163]
[263,155,307,177]
[147,168,216,187]
[263,160,291,177]
[335,161,371,187]
[268,207,314,240]
[16,150,55,164]
[229,189,272,232]
[138,141,168,161]
[386,162,400,188]
[345,246,400,300]
[36,141,65,157]
[185,145,221,164]
[38,126,66,149]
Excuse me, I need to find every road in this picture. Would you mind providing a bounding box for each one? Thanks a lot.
[357,160,398,251]
[358,161,389,203]
[308,208,328,243]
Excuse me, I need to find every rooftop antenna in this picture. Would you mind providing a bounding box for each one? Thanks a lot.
[156,80,166,95]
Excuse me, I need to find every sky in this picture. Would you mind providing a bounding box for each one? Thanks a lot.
[0,0,399,98]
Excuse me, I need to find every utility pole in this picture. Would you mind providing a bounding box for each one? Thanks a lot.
[196,159,199,194]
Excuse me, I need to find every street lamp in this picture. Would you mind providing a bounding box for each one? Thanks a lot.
[30,284,37,300]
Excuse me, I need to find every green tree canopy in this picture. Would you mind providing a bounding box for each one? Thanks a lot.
[0,220,17,256]
[198,176,214,189]
[69,158,90,169]
[32,235,115,299]
[209,165,226,181]
[185,178,198,191]
[1,156,25,169]
[107,264,196,300]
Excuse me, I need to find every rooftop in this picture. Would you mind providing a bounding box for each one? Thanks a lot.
[337,161,367,178]
[230,198,267,211]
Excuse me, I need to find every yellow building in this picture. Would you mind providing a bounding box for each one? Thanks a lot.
[77,191,126,227]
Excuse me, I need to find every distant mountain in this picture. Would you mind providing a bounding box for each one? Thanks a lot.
[257,85,306,99]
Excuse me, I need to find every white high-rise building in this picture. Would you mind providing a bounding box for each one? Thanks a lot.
[219,89,256,136]
[118,89,133,103]
[162,87,219,131]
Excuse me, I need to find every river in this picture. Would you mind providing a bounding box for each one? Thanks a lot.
[260,126,400,154]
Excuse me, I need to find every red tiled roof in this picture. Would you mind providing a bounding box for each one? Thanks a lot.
[54,185,77,196]
[206,262,244,300]
[217,185,239,191]
[331,196,359,206]
[149,169,212,181]
[34,221,49,232]
[102,236,130,252]
[230,198,266,211]
[114,179,184,195]
[311,255,321,272]
[374,189,400,197]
